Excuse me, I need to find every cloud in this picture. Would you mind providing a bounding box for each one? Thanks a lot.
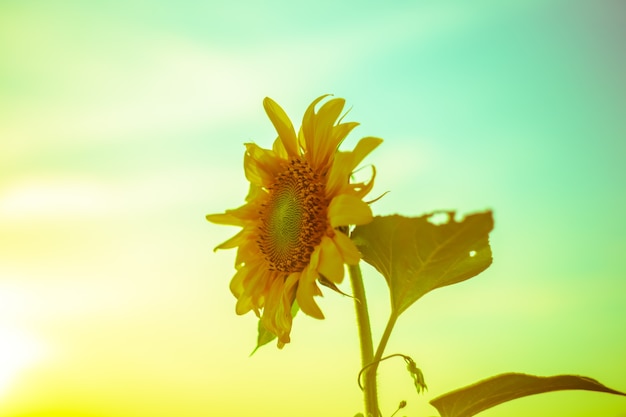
[0,165,230,221]
[0,179,110,220]
[0,0,500,153]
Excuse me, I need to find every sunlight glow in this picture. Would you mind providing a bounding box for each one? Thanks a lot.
[0,180,107,220]
[0,326,48,400]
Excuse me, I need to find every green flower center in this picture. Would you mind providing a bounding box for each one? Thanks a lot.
[258,159,327,272]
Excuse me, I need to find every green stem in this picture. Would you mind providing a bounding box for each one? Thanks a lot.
[349,263,379,417]
[357,312,399,417]
[373,312,399,369]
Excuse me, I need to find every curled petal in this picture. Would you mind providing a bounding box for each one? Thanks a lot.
[352,165,377,199]
[270,272,300,348]
[261,277,292,345]
[325,136,382,198]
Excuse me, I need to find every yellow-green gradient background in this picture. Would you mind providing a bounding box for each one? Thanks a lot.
[1,0,625,416]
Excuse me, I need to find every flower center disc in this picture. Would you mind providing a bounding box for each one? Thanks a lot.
[258,159,327,272]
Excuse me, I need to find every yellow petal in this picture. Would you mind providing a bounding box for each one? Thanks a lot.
[328,194,373,227]
[229,264,249,298]
[213,228,252,251]
[301,94,331,157]
[245,183,265,202]
[247,267,272,305]
[296,279,324,319]
[263,277,283,317]
[244,143,282,187]
[263,97,299,157]
[284,271,300,294]
[325,151,354,198]
[309,98,345,169]
[274,299,293,339]
[330,121,359,149]
[332,230,361,265]
[234,238,260,267]
[318,236,345,284]
[352,165,377,199]
[325,136,382,198]
[206,212,244,227]
[206,203,257,226]
[272,136,288,159]
[233,263,261,315]
[297,126,307,152]
[235,295,253,315]
[351,136,383,169]
[243,151,272,187]
[304,244,320,280]
[315,98,345,136]
[261,276,294,346]
[296,248,324,319]
[230,260,264,298]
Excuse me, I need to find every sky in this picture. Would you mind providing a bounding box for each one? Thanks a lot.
[1,0,625,416]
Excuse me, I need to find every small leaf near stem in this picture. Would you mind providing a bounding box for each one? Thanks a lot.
[405,355,427,394]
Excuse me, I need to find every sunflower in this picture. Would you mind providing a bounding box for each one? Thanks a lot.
[206,95,382,347]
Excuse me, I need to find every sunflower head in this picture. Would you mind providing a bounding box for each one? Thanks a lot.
[207,95,382,347]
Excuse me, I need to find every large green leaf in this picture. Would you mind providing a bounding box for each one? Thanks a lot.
[351,211,493,316]
[430,372,626,417]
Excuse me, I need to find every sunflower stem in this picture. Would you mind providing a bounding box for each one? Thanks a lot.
[349,263,379,417]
